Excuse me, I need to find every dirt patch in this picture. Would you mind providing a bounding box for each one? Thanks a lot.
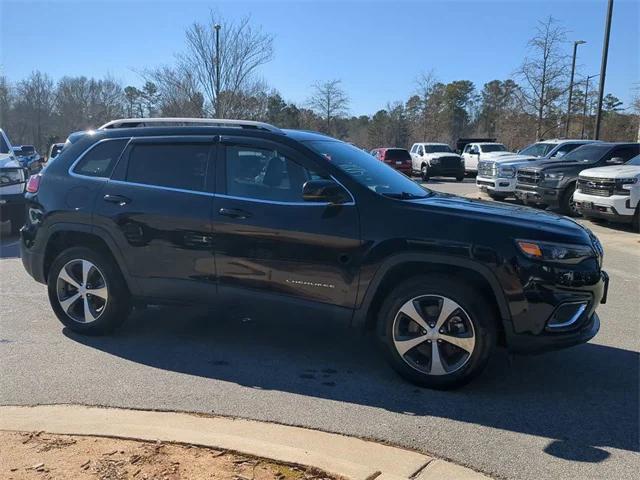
[1,431,336,480]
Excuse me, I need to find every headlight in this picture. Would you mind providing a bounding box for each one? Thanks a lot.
[431,158,440,164]
[544,172,564,181]
[498,166,515,178]
[515,239,595,264]
[615,177,638,194]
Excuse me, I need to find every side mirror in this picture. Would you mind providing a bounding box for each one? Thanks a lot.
[608,157,625,165]
[302,179,350,204]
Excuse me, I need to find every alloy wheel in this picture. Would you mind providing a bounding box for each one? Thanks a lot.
[56,259,108,323]
[392,295,476,376]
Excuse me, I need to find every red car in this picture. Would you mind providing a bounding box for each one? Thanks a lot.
[370,148,412,175]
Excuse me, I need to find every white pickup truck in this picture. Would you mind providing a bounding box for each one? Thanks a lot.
[409,142,464,181]
[574,154,640,231]
[0,128,27,233]
[461,142,512,175]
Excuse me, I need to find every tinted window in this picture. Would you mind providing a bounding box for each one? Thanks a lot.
[305,140,429,199]
[563,144,614,163]
[226,145,324,202]
[0,134,9,154]
[50,145,64,158]
[605,145,640,164]
[551,143,583,157]
[384,149,411,160]
[126,143,210,192]
[480,144,506,153]
[74,139,128,178]
[20,146,35,154]
[424,145,452,154]
[627,155,640,166]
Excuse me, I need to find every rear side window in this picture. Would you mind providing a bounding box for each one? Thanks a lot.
[384,149,411,161]
[126,143,210,192]
[74,139,128,178]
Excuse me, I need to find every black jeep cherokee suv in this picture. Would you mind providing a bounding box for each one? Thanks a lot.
[20,119,609,389]
[515,142,640,216]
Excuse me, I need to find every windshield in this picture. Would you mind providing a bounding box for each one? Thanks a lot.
[481,144,506,153]
[424,145,452,154]
[306,140,430,199]
[384,149,411,160]
[0,135,9,154]
[518,142,555,157]
[562,144,612,163]
[627,155,640,166]
[20,146,35,154]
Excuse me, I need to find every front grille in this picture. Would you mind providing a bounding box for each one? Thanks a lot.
[577,177,615,197]
[438,156,461,169]
[478,161,495,177]
[517,169,541,185]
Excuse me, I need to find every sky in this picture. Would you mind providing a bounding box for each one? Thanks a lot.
[1,0,638,115]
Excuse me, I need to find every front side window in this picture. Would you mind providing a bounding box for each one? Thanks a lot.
[225,145,324,202]
[74,139,128,178]
[126,143,210,192]
[551,143,583,158]
[563,144,615,164]
[418,146,424,155]
[305,140,429,199]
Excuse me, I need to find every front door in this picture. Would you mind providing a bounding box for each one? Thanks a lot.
[94,136,217,302]
[213,136,361,315]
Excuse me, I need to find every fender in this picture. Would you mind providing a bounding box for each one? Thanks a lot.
[37,221,142,296]
[351,252,511,329]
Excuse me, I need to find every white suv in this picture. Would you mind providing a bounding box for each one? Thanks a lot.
[574,154,640,231]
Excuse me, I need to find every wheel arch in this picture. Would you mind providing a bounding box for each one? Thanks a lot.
[353,254,510,344]
[42,223,140,296]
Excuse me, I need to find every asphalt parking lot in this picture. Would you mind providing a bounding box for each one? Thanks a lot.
[1,178,638,480]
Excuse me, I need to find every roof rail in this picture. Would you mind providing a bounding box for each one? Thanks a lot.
[98,117,283,134]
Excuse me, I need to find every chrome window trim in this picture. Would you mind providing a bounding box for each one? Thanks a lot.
[68,137,132,180]
[106,179,214,197]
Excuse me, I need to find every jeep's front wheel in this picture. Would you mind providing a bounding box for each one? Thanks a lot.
[379,275,496,389]
[47,247,131,335]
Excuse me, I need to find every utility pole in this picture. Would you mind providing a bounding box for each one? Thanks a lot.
[594,0,614,139]
[565,40,586,138]
[214,23,221,118]
[581,74,598,139]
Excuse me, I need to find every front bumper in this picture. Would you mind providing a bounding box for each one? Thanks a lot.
[514,185,562,207]
[477,176,516,193]
[574,191,636,222]
[0,193,26,222]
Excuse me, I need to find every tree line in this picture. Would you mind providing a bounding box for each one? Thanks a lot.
[1,13,638,154]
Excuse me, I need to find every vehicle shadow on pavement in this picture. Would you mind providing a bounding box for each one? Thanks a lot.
[0,235,20,259]
[64,305,639,462]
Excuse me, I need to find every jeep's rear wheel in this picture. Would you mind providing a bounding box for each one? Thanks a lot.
[379,275,496,389]
[47,247,131,335]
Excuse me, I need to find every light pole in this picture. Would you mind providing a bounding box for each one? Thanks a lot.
[565,40,586,138]
[594,0,614,140]
[581,74,598,139]
[214,23,221,118]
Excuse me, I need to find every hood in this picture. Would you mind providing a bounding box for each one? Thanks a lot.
[579,164,640,179]
[409,192,589,240]
[0,153,21,169]
[517,158,595,172]
[482,151,514,159]
[487,154,537,164]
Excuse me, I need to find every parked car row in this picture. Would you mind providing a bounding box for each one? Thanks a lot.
[0,129,28,233]
[473,139,639,231]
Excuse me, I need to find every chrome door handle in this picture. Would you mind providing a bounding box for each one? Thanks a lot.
[218,208,252,219]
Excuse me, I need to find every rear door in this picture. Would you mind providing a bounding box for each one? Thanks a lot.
[94,136,217,303]
[213,136,361,313]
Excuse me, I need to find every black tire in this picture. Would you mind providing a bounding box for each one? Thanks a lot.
[559,183,579,216]
[421,164,429,182]
[378,275,497,389]
[455,175,464,182]
[488,192,508,201]
[47,246,131,335]
[633,206,640,233]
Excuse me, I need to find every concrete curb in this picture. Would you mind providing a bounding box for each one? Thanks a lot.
[0,405,491,480]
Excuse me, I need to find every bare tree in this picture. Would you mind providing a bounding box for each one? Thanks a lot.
[307,79,349,135]
[143,66,204,117]
[515,16,570,139]
[180,11,274,117]
[12,72,55,151]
